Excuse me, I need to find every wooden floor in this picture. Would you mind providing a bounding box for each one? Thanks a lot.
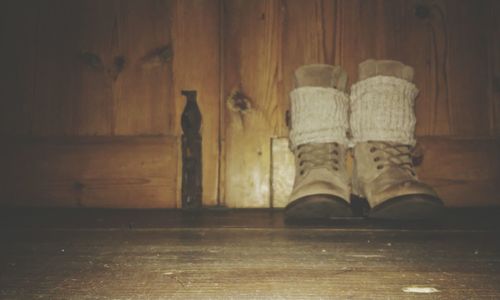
[1,209,500,299]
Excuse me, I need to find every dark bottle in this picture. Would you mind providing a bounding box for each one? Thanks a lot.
[181,90,202,209]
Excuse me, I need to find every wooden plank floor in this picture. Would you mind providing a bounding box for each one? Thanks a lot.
[1,209,499,299]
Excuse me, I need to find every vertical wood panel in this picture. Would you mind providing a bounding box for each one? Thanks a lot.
[32,0,120,136]
[0,0,38,136]
[398,0,451,136]
[488,0,500,136]
[445,0,491,137]
[113,0,174,135]
[0,0,180,208]
[281,0,337,137]
[222,0,282,207]
[32,0,85,136]
[29,0,175,137]
[337,0,403,82]
[336,0,494,137]
[73,0,116,135]
[336,0,450,136]
[72,0,114,135]
[172,0,220,207]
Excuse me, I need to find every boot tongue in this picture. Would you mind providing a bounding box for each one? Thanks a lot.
[358,59,414,82]
[294,64,347,91]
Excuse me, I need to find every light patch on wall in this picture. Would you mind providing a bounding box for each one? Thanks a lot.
[271,137,294,208]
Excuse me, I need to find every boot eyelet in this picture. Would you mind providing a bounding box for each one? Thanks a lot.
[299,161,304,166]
[300,170,305,176]
[333,167,339,171]
[332,150,338,155]
[376,165,383,170]
[333,159,339,164]
[373,157,380,162]
[370,147,377,153]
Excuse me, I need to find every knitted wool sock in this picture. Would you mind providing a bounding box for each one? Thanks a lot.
[350,75,419,146]
[289,86,349,150]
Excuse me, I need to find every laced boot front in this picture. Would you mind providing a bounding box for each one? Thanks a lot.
[285,64,351,221]
[286,142,351,220]
[350,59,443,220]
[352,142,442,219]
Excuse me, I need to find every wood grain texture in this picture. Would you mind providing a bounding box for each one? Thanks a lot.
[1,226,499,299]
[1,0,499,208]
[0,0,38,136]
[399,0,451,136]
[222,0,282,207]
[29,0,79,135]
[336,0,448,136]
[445,0,491,137]
[336,0,404,80]
[112,0,174,136]
[335,0,496,137]
[72,1,117,136]
[488,0,500,136]
[32,0,116,136]
[223,0,499,208]
[0,137,178,208]
[172,0,221,206]
[271,137,500,208]
[417,137,500,207]
[281,0,338,136]
[9,0,175,137]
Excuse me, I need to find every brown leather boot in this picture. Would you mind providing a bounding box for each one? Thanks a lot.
[350,59,443,220]
[285,64,351,220]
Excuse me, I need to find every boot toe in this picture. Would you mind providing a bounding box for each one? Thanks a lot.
[284,194,352,221]
[369,194,443,220]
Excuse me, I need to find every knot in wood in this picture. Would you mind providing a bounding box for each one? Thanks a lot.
[227,89,251,113]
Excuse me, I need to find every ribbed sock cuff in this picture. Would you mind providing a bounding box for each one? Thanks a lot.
[350,76,418,146]
[289,87,349,149]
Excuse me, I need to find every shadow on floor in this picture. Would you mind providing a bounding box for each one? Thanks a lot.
[1,206,499,231]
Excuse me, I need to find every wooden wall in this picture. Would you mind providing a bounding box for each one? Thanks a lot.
[0,0,499,208]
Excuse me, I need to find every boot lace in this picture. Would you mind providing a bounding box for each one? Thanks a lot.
[367,141,416,176]
[296,143,341,176]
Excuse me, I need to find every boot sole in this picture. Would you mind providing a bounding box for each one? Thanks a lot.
[284,195,352,221]
[369,194,443,220]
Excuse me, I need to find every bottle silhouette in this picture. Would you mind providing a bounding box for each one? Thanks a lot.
[181,90,202,209]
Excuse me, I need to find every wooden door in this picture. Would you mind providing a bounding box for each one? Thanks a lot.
[220,0,500,208]
[0,0,221,208]
[1,0,499,208]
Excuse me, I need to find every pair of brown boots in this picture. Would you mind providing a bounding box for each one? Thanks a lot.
[285,60,443,221]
